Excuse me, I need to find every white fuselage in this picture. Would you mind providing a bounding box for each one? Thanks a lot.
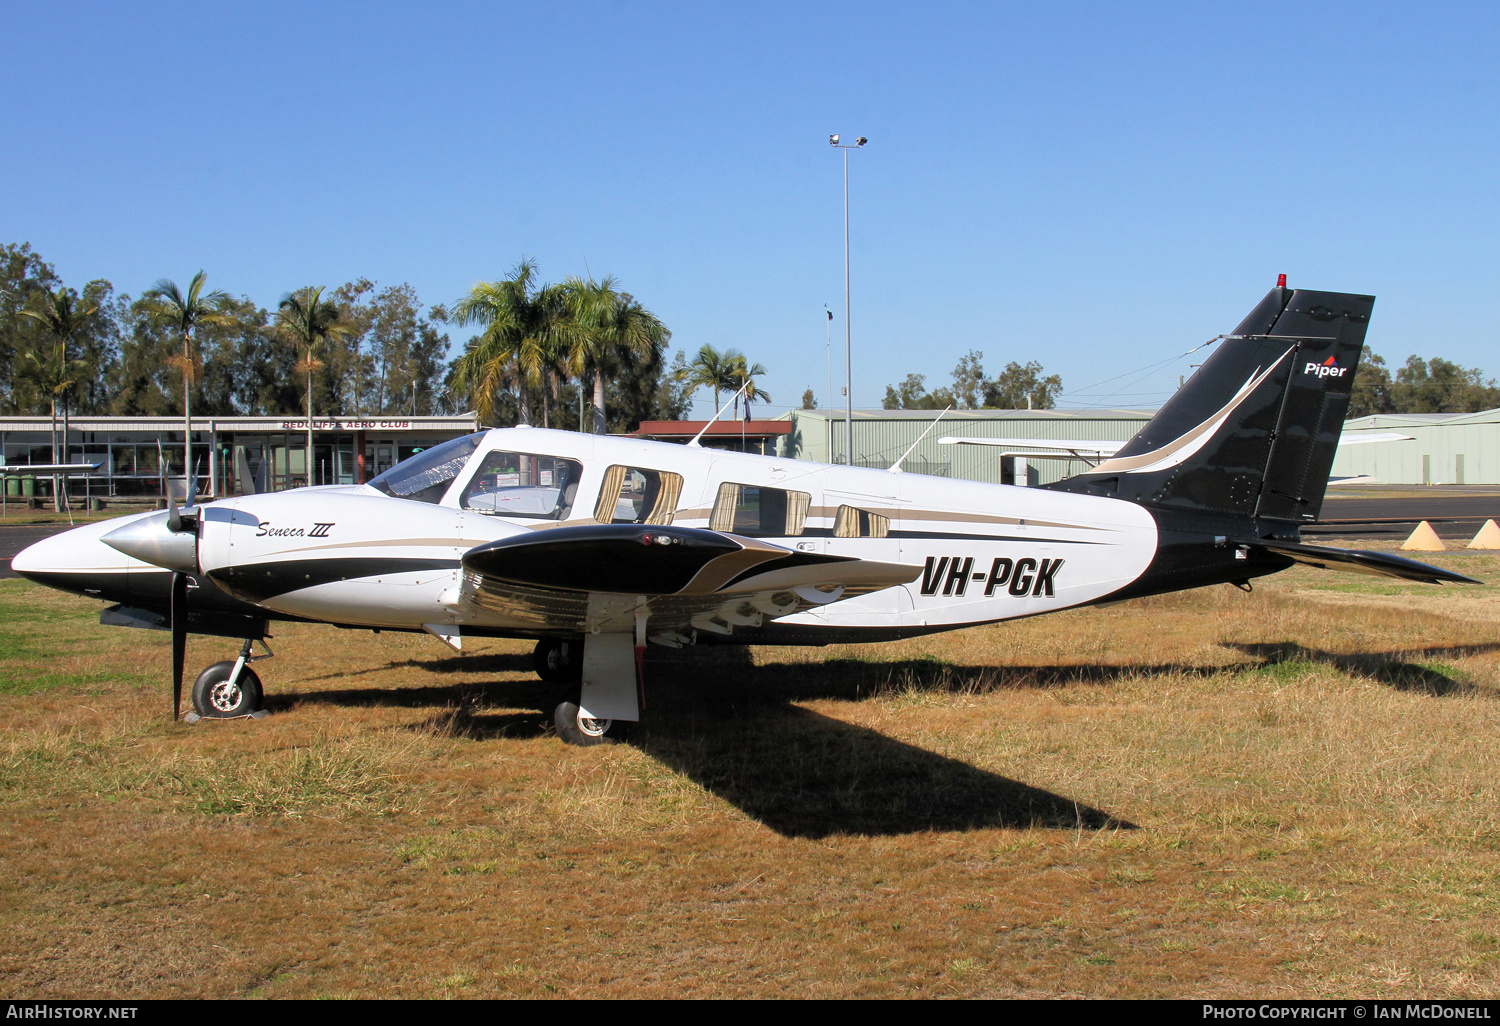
[13,428,1161,642]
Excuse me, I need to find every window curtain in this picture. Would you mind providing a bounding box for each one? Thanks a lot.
[834,504,889,538]
[594,465,628,523]
[784,491,811,536]
[645,472,684,525]
[710,482,741,532]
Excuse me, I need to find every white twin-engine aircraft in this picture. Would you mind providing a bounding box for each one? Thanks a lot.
[11,282,1478,744]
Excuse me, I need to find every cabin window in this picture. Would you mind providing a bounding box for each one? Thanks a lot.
[594,466,683,525]
[834,505,890,538]
[459,451,585,519]
[709,483,811,537]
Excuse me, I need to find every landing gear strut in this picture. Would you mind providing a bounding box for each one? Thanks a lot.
[533,638,583,683]
[549,633,641,746]
[189,638,274,719]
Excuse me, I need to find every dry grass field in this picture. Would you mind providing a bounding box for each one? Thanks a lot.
[3,548,1500,999]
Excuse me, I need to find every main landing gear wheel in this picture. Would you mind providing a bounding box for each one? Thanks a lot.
[534,638,583,683]
[191,661,264,718]
[553,700,620,747]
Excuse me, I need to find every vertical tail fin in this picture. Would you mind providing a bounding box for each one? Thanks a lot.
[1048,284,1374,522]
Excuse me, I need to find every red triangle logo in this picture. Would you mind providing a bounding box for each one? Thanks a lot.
[1322,355,1338,366]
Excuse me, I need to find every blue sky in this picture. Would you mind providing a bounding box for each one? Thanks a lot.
[3,2,1498,416]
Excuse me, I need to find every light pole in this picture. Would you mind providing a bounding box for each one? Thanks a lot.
[830,134,866,465]
[824,304,833,462]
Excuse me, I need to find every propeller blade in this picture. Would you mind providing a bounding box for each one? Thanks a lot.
[170,572,187,721]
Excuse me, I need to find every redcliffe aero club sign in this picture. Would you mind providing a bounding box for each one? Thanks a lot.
[278,419,412,430]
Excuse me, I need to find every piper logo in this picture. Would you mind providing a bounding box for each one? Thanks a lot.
[1304,355,1349,379]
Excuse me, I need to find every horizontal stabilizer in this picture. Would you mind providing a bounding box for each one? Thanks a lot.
[1228,538,1480,585]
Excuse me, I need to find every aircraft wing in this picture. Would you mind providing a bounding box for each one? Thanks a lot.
[939,431,1414,472]
[0,462,102,474]
[459,523,922,638]
[1336,432,1414,445]
[938,431,1411,454]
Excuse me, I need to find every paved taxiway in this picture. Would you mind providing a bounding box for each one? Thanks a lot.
[1308,486,1500,542]
[0,524,78,579]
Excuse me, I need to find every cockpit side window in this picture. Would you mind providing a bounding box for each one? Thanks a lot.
[461,451,585,519]
[368,433,483,504]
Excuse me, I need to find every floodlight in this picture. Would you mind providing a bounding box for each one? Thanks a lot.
[829,134,839,145]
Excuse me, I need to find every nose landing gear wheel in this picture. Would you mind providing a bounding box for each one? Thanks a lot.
[553,700,619,746]
[191,661,264,718]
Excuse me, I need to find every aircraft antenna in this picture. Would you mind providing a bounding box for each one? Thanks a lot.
[889,406,951,474]
[688,382,751,448]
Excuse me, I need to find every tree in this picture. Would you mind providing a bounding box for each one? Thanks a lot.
[451,260,568,426]
[951,350,986,409]
[604,347,692,432]
[276,287,352,484]
[329,278,378,415]
[801,388,817,410]
[1392,355,1500,414]
[983,361,1062,409]
[17,287,98,509]
[726,352,770,419]
[564,276,670,433]
[1348,351,1394,418]
[883,354,1060,411]
[685,344,741,416]
[882,373,953,410]
[142,272,234,496]
[69,281,124,415]
[0,243,61,414]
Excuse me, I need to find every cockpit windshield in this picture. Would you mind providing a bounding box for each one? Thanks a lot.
[368,433,484,504]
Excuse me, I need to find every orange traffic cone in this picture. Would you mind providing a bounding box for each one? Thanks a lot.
[1468,519,1500,550]
[1401,521,1446,551]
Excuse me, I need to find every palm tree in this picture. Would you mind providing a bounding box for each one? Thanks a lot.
[142,272,232,499]
[451,260,569,426]
[685,344,743,417]
[727,353,771,419]
[276,287,351,486]
[565,276,670,434]
[18,288,97,510]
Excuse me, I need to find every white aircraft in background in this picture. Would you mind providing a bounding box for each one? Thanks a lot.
[940,431,1412,487]
[939,431,1413,475]
[11,282,1476,744]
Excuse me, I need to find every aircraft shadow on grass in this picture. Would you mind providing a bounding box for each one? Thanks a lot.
[294,650,535,682]
[272,647,1137,838]
[1226,641,1500,697]
[630,702,1134,839]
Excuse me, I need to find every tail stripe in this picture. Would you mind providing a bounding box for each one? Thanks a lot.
[1091,352,1289,475]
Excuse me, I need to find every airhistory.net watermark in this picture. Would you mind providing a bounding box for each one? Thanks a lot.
[5,1007,137,1020]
